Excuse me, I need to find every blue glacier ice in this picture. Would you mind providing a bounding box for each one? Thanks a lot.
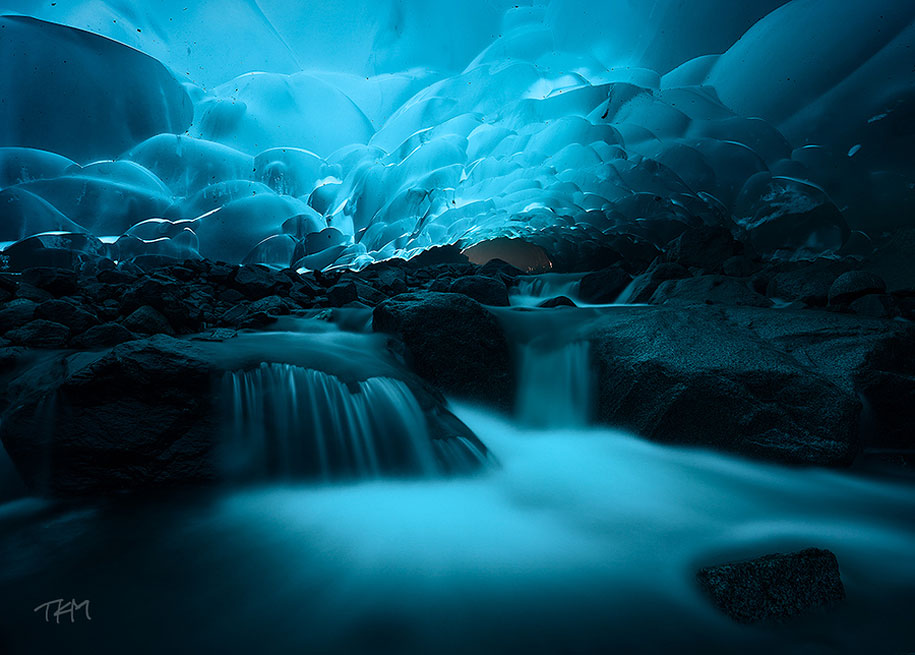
[0,0,912,270]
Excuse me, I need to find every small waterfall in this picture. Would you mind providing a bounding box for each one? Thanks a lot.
[516,341,593,429]
[512,274,582,306]
[224,364,448,480]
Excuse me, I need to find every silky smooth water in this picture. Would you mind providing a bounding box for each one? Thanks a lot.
[1,401,914,654]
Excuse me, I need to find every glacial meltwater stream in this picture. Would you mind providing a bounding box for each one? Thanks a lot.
[1,312,914,654]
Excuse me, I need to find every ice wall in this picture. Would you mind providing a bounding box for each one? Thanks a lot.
[0,1,911,271]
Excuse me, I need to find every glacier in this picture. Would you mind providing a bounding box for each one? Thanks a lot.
[0,1,912,272]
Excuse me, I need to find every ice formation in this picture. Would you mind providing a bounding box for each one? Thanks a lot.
[0,1,912,271]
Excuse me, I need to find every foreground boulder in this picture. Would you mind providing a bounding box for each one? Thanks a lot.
[373,292,514,409]
[0,336,219,495]
[697,548,845,623]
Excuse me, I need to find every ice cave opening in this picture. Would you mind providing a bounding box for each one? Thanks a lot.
[1,2,914,654]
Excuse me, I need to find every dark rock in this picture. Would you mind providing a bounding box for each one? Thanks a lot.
[96,268,137,285]
[20,267,79,297]
[828,271,887,306]
[35,299,99,334]
[240,311,277,329]
[708,306,915,456]
[123,305,175,336]
[578,267,632,304]
[618,262,689,304]
[863,227,915,292]
[373,292,513,409]
[218,288,247,304]
[219,304,250,327]
[6,319,70,348]
[0,336,219,495]
[650,276,773,308]
[14,282,52,303]
[0,299,37,333]
[722,255,757,278]
[849,294,895,318]
[70,322,136,348]
[766,259,857,306]
[666,225,741,271]
[697,548,845,624]
[248,295,290,316]
[478,258,524,281]
[589,306,861,465]
[448,275,510,306]
[327,281,359,307]
[232,265,277,299]
[538,296,576,308]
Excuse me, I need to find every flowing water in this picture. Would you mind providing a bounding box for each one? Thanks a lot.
[1,315,914,654]
[224,363,441,479]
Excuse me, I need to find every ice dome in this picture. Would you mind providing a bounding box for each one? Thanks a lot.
[0,0,912,270]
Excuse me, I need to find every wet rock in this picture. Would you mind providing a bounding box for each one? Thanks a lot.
[20,267,79,297]
[538,296,576,308]
[248,295,290,316]
[828,271,887,306]
[618,262,690,304]
[232,265,278,299]
[0,299,37,333]
[327,281,359,307]
[35,299,99,334]
[123,305,175,336]
[6,319,70,348]
[849,294,895,318]
[0,336,219,495]
[697,548,845,624]
[14,282,52,303]
[70,322,136,348]
[722,255,757,278]
[589,306,861,465]
[666,225,741,272]
[578,267,631,304]
[766,259,857,306]
[373,292,513,409]
[650,276,772,308]
[448,275,510,306]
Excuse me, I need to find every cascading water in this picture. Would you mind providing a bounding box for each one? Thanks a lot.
[511,273,582,307]
[223,362,484,480]
[516,340,593,429]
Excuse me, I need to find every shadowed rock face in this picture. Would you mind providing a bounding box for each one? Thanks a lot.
[373,292,515,410]
[697,548,845,623]
[0,336,219,496]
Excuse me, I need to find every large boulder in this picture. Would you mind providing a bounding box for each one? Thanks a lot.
[650,275,772,307]
[828,271,887,306]
[578,266,632,304]
[373,292,514,409]
[666,225,742,272]
[0,336,219,495]
[697,548,845,623]
[588,306,861,465]
[448,275,510,306]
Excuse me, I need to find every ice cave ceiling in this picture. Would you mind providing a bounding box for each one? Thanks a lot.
[0,0,913,271]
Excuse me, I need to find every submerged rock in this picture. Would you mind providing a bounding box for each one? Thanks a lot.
[373,292,514,409]
[697,548,845,623]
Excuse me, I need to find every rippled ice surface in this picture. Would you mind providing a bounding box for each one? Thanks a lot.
[1,404,914,654]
